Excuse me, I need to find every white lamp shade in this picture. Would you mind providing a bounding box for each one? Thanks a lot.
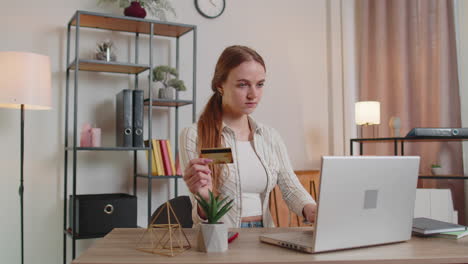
[355,101,380,125]
[0,51,51,110]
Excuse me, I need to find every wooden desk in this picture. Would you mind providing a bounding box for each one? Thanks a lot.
[73,228,468,264]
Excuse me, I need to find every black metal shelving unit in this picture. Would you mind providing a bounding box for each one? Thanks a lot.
[63,10,196,263]
[350,136,468,179]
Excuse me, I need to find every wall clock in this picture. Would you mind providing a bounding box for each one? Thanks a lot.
[195,0,226,19]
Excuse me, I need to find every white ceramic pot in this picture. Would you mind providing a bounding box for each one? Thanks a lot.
[431,167,443,176]
[158,87,175,99]
[197,223,228,252]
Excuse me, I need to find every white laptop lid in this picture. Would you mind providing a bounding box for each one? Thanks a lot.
[313,156,420,252]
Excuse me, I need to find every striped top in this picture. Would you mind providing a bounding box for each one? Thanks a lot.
[179,116,316,228]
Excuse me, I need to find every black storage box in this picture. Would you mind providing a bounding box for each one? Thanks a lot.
[69,193,137,237]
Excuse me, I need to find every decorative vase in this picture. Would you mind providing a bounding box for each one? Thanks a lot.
[158,87,175,100]
[124,1,147,18]
[197,223,228,252]
[389,116,401,137]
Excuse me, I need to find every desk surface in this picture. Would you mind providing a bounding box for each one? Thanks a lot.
[72,228,468,264]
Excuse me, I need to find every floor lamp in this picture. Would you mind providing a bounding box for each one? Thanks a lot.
[0,52,51,264]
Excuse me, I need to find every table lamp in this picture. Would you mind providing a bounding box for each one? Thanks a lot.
[355,101,380,138]
[0,52,51,264]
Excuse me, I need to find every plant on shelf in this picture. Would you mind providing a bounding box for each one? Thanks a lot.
[431,163,443,176]
[194,191,233,253]
[97,0,176,20]
[95,40,116,61]
[152,65,186,100]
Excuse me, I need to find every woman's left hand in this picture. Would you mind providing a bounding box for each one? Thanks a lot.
[302,203,317,223]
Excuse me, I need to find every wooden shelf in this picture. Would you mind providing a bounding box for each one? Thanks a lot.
[64,229,106,240]
[136,174,183,179]
[70,11,194,37]
[66,147,150,151]
[68,59,149,74]
[144,99,193,107]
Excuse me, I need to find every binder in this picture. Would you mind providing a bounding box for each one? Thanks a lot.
[132,90,144,147]
[116,89,133,147]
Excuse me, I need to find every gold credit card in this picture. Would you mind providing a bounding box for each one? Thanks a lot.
[200,147,233,164]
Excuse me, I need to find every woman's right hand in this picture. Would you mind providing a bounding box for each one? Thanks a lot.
[183,158,213,200]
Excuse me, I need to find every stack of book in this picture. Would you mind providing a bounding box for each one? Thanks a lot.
[412,217,468,239]
[144,139,179,176]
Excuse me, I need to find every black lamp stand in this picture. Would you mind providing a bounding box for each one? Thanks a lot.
[19,104,24,264]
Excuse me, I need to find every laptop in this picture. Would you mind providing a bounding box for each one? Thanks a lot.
[260,156,420,253]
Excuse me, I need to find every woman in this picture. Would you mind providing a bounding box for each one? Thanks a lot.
[179,45,316,228]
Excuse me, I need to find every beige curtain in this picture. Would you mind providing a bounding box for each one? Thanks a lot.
[357,0,464,224]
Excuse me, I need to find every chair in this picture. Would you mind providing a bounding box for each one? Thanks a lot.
[269,170,320,227]
[151,195,193,228]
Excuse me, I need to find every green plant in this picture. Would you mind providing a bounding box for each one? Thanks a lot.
[96,40,113,53]
[195,191,234,224]
[152,65,186,91]
[95,40,116,61]
[98,0,176,20]
[431,164,441,168]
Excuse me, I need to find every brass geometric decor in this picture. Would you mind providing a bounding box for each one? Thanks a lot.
[136,202,191,256]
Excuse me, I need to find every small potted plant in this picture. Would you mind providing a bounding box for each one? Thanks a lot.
[152,65,186,100]
[95,40,116,62]
[431,164,443,176]
[194,191,233,253]
[97,0,176,20]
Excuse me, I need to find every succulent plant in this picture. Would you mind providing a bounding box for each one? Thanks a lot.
[95,40,116,61]
[152,65,186,91]
[96,40,113,53]
[195,191,233,224]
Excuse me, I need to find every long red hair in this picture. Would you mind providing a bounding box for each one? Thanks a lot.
[197,45,266,194]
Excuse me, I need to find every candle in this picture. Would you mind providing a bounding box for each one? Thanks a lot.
[91,128,101,147]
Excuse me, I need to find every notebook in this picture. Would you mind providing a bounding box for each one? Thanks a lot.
[435,229,468,239]
[412,217,466,235]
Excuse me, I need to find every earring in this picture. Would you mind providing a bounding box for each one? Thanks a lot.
[218,89,223,96]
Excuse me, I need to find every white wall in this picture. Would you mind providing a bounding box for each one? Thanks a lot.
[0,0,348,263]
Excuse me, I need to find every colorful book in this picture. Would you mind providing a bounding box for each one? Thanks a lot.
[175,153,182,176]
[435,229,468,239]
[165,140,177,175]
[159,140,173,175]
[144,140,157,175]
[152,139,164,176]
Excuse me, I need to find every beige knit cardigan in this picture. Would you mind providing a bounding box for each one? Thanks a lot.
[179,116,316,228]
